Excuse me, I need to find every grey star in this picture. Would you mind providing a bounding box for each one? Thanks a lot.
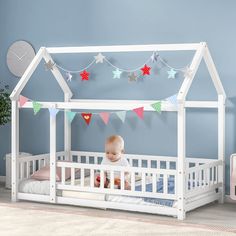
[183,67,192,78]
[45,60,55,70]
[151,51,159,63]
[128,72,138,82]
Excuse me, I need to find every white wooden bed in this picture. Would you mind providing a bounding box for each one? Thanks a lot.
[10,42,226,220]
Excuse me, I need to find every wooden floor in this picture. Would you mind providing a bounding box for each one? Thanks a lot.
[1,183,236,234]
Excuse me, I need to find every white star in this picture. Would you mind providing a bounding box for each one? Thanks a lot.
[94,53,105,63]
[66,72,72,82]
[112,68,122,79]
[167,68,177,79]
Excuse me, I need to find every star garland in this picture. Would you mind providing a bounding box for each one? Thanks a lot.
[47,51,192,83]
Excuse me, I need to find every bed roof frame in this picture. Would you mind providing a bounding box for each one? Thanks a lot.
[10,42,226,220]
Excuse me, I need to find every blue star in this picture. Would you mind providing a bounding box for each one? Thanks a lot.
[112,68,122,79]
[167,68,177,79]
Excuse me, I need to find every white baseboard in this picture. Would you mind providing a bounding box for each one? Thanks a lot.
[225,195,236,203]
[0,176,6,183]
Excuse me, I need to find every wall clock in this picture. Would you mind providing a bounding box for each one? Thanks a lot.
[6,40,36,77]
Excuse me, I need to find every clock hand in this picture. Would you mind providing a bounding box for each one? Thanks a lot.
[19,52,28,60]
[9,50,21,60]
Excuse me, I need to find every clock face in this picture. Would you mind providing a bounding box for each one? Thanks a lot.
[7,40,36,77]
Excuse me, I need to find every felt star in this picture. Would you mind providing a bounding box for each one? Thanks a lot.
[94,53,105,63]
[183,67,192,78]
[141,64,151,75]
[80,70,90,81]
[45,60,55,70]
[112,68,122,79]
[151,52,159,63]
[167,68,177,79]
[66,72,73,82]
[128,72,138,82]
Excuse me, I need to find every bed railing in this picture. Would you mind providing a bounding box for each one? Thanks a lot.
[186,160,222,198]
[17,152,66,181]
[56,161,178,200]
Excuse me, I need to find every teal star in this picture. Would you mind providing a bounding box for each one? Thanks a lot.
[112,68,122,79]
[167,68,177,79]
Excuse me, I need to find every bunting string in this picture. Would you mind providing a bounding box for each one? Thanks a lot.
[18,94,178,125]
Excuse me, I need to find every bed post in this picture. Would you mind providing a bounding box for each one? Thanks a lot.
[177,102,186,220]
[64,93,71,161]
[218,94,225,203]
[50,114,57,203]
[11,100,19,202]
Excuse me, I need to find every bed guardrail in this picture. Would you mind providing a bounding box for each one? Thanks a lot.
[186,160,222,198]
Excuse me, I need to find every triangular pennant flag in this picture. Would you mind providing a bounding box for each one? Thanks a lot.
[133,107,144,119]
[19,95,28,107]
[32,101,42,115]
[116,111,127,123]
[151,101,162,113]
[48,108,59,117]
[99,112,110,125]
[166,94,178,106]
[81,113,92,125]
[66,111,76,123]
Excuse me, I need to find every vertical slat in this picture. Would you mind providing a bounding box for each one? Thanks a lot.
[199,170,202,187]
[166,161,170,170]
[94,156,98,164]
[90,169,94,188]
[189,172,193,190]
[141,172,145,192]
[100,170,104,189]
[81,168,84,187]
[26,162,30,178]
[163,174,168,194]
[157,160,160,179]
[218,94,225,203]
[177,102,186,220]
[61,167,65,185]
[131,172,135,192]
[71,168,75,185]
[110,170,114,189]
[138,159,141,168]
[194,170,198,189]
[33,160,36,173]
[152,173,157,193]
[20,163,24,180]
[50,114,57,203]
[11,100,19,202]
[121,171,125,190]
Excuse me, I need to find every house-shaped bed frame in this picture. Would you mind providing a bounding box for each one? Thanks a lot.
[10,42,226,220]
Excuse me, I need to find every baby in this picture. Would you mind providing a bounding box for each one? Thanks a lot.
[95,135,131,190]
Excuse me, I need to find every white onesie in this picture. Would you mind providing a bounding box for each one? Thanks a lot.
[101,157,130,179]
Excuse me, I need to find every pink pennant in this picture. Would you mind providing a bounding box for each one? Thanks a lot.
[19,95,29,107]
[133,107,144,119]
[99,112,110,125]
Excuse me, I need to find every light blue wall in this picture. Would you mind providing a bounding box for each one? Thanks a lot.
[0,0,235,194]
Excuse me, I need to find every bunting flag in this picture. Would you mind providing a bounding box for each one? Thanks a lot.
[19,95,28,107]
[66,111,76,123]
[99,112,110,125]
[166,94,178,106]
[133,107,144,119]
[48,108,59,117]
[81,113,92,125]
[32,101,42,115]
[151,101,162,113]
[116,111,126,123]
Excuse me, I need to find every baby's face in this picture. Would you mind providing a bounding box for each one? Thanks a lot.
[105,142,123,162]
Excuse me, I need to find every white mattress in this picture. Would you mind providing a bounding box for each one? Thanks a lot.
[18,178,176,208]
[19,179,51,195]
